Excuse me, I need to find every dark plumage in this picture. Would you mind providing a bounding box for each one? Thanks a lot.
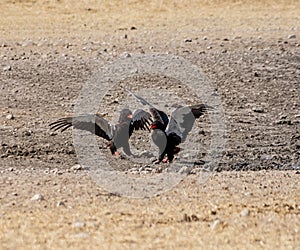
[49,108,152,156]
[127,89,213,163]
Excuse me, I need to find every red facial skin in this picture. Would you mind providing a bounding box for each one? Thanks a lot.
[150,124,156,129]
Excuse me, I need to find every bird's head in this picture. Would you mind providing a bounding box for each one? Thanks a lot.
[150,120,165,130]
[119,109,133,122]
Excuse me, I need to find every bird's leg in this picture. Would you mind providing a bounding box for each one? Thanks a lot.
[162,156,169,163]
[108,142,118,156]
[153,150,166,164]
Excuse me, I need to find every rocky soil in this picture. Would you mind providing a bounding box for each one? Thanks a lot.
[0,0,299,249]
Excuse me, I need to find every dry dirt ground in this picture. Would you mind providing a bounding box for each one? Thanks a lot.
[0,0,300,249]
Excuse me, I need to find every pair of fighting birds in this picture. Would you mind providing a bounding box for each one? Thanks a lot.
[49,90,213,164]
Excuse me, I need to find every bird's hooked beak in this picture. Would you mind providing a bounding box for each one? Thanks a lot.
[150,124,157,129]
[127,114,133,119]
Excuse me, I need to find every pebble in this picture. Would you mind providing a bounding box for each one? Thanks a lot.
[184,39,192,43]
[178,166,189,174]
[70,164,84,171]
[122,52,131,58]
[73,232,89,239]
[22,40,34,47]
[72,221,85,228]
[24,130,32,136]
[240,209,250,217]
[3,65,11,71]
[210,219,221,230]
[252,107,264,113]
[144,167,154,172]
[56,201,65,207]
[6,114,14,120]
[261,154,273,160]
[50,168,63,175]
[288,34,296,39]
[31,194,44,201]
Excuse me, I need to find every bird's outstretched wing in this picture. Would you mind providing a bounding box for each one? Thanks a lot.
[166,104,213,142]
[129,109,153,137]
[125,88,154,107]
[189,104,214,118]
[126,89,169,127]
[49,114,114,141]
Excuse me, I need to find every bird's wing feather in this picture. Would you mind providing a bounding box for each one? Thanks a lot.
[166,104,213,142]
[126,88,169,127]
[189,104,214,118]
[49,114,114,141]
[125,88,154,107]
[149,108,169,127]
[129,109,153,137]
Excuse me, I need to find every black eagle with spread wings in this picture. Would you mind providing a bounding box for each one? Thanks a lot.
[49,108,152,156]
[126,89,213,163]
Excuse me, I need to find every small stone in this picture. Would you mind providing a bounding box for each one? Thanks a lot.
[57,201,65,207]
[207,46,212,50]
[122,52,131,58]
[210,219,221,230]
[252,107,264,113]
[72,221,85,228]
[261,154,273,160]
[288,34,296,39]
[203,36,208,40]
[31,194,44,201]
[73,232,89,238]
[184,39,192,43]
[3,65,11,71]
[130,26,137,30]
[70,164,83,171]
[240,209,250,217]
[178,166,189,174]
[144,167,153,172]
[6,114,14,120]
[24,130,32,136]
[50,168,59,175]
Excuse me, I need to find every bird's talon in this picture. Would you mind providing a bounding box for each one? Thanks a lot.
[162,157,169,163]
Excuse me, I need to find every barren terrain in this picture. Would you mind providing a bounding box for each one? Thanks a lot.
[0,0,299,249]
